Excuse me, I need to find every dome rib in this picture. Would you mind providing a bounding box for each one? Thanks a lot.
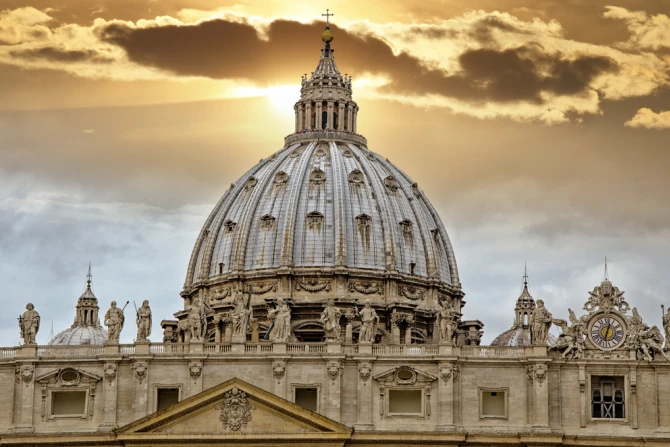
[280,142,318,267]
[349,145,397,271]
[329,141,347,267]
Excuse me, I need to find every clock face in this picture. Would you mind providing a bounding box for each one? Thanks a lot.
[588,315,626,350]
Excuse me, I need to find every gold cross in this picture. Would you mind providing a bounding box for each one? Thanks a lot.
[322,8,334,25]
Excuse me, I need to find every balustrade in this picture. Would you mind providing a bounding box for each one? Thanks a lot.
[461,346,525,358]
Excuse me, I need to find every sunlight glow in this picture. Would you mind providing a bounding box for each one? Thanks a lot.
[233,84,299,115]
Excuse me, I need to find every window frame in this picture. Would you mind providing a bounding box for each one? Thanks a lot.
[479,387,509,420]
[589,374,628,423]
[153,384,183,413]
[48,388,89,420]
[291,383,321,413]
[385,386,426,418]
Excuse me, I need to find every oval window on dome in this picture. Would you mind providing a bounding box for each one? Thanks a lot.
[244,177,258,190]
[273,171,289,187]
[348,170,364,186]
[224,220,237,233]
[384,176,399,193]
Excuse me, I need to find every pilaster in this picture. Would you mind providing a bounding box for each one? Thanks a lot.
[13,361,36,432]
[436,360,457,430]
[270,357,290,400]
[99,357,122,431]
[131,357,151,420]
[354,357,375,431]
[324,356,344,422]
[186,357,205,397]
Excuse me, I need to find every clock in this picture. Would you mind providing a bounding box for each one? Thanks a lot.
[588,314,626,350]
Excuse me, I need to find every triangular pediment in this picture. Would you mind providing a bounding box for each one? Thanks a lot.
[117,377,350,443]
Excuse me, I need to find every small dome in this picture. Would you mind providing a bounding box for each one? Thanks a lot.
[491,326,556,347]
[49,265,107,346]
[49,325,107,345]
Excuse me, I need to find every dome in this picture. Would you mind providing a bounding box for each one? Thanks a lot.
[50,325,107,345]
[174,24,465,345]
[49,265,108,346]
[491,267,555,347]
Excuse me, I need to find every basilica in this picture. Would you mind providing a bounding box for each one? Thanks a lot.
[2,20,670,447]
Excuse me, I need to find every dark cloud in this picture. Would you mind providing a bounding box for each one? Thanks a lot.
[99,18,618,105]
[9,47,114,63]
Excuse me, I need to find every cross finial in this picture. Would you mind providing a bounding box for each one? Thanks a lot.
[523,263,529,287]
[86,262,92,289]
[322,8,334,26]
[604,257,609,281]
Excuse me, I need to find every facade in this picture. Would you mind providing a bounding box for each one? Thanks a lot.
[2,21,670,447]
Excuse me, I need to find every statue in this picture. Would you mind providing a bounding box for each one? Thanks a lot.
[104,301,125,342]
[187,297,209,342]
[436,299,458,344]
[135,300,152,341]
[267,298,291,342]
[551,309,585,359]
[626,307,669,361]
[530,299,553,345]
[355,300,379,343]
[663,306,670,350]
[320,299,342,341]
[231,291,251,338]
[19,303,40,345]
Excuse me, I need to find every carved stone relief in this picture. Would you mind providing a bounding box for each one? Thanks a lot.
[295,279,331,292]
[349,280,383,295]
[104,364,117,383]
[189,362,203,379]
[399,285,425,300]
[132,362,147,384]
[220,387,253,431]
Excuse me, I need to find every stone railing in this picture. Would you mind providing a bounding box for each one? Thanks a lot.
[36,346,105,358]
[1,348,16,358]
[0,343,530,359]
[284,130,367,147]
[461,346,526,358]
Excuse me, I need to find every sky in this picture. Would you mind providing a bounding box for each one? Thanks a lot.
[1,0,669,345]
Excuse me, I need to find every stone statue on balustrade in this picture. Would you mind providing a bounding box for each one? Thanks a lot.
[231,291,251,340]
[436,299,458,344]
[320,299,342,341]
[551,309,585,359]
[267,298,292,343]
[104,301,125,343]
[135,300,152,342]
[355,300,379,344]
[627,308,668,361]
[188,297,210,342]
[530,299,553,345]
[19,303,40,345]
[663,306,670,350]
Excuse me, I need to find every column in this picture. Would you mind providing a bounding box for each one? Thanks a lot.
[404,317,413,345]
[305,103,312,130]
[578,362,587,428]
[325,358,344,422]
[355,359,375,430]
[338,103,345,130]
[347,105,353,131]
[99,360,121,430]
[294,107,299,132]
[13,362,36,432]
[630,365,638,429]
[327,101,334,129]
[315,103,322,130]
[214,316,222,343]
[297,104,304,131]
[353,108,358,133]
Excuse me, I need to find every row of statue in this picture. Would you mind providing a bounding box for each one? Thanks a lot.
[18,294,460,346]
[18,300,152,345]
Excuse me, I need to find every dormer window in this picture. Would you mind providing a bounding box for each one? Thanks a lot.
[260,214,276,230]
[307,212,324,230]
[224,221,236,233]
[244,177,258,190]
[384,176,399,193]
[348,170,364,186]
[399,220,413,234]
[309,169,326,186]
[356,214,371,227]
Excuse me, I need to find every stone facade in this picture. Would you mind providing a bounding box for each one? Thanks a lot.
[2,19,669,447]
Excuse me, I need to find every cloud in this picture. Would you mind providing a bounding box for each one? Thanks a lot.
[625,107,670,129]
[604,6,670,50]
[1,7,669,123]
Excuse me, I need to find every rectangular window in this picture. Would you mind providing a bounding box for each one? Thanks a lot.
[51,391,86,416]
[480,389,507,418]
[388,389,422,415]
[295,387,318,412]
[591,376,625,419]
[156,388,180,412]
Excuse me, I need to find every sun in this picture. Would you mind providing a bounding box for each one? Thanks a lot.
[266,85,299,115]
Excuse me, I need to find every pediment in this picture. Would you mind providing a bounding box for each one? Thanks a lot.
[373,365,437,384]
[35,367,101,385]
[118,377,350,441]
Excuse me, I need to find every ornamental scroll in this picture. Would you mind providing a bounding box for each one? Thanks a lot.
[349,281,384,295]
[399,285,425,300]
[295,279,331,293]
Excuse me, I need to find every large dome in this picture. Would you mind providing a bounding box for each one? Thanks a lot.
[172,24,472,346]
[184,141,459,288]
